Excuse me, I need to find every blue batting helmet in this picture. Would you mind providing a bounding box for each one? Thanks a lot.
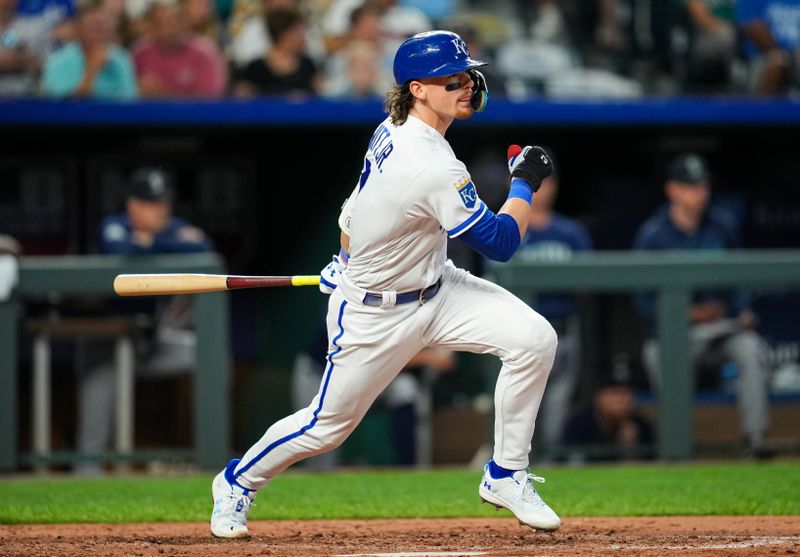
[393,30,488,85]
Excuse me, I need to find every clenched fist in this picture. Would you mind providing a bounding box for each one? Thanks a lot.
[507,145,553,192]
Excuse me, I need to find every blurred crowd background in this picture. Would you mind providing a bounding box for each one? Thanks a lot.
[2,0,800,100]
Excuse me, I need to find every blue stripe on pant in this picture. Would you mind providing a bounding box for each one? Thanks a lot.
[233,299,348,480]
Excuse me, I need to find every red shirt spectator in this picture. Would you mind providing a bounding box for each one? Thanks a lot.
[132,0,226,98]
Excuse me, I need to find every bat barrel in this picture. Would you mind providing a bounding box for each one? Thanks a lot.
[114,274,229,296]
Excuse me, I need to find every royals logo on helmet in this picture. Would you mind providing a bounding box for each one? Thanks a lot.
[451,38,469,56]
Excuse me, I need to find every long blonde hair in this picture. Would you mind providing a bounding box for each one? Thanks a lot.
[384,83,414,125]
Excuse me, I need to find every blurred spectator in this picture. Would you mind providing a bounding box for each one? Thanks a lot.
[0,0,43,96]
[321,0,376,54]
[322,3,390,98]
[512,152,592,451]
[559,0,676,93]
[233,6,320,97]
[555,0,618,69]
[682,0,737,93]
[377,0,431,47]
[496,1,580,98]
[132,0,227,98]
[181,0,223,44]
[41,0,137,99]
[120,0,151,45]
[14,0,76,50]
[528,0,569,45]
[343,2,383,50]
[563,375,654,461]
[736,0,800,95]
[321,0,430,56]
[397,0,454,25]
[292,320,455,468]
[77,167,212,474]
[99,168,211,255]
[99,0,129,45]
[227,0,296,68]
[323,39,390,99]
[346,2,383,46]
[633,153,772,458]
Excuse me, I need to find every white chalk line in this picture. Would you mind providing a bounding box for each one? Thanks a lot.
[333,552,488,557]
[333,535,799,556]
[608,535,800,551]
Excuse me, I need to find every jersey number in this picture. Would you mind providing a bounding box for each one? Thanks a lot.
[357,157,372,192]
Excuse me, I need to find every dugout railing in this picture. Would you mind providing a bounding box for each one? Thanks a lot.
[491,249,800,460]
[0,253,231,472]
[3,250,799,471]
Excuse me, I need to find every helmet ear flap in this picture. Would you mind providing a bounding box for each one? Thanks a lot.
[467,69,489,112]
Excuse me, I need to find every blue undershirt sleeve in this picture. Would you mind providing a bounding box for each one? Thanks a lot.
[459,209,521,262]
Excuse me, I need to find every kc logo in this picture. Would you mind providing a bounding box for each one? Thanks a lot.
[456,179,477,209]
[451,38,469,56]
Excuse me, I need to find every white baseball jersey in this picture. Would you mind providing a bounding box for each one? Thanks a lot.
[338,115,487,292]
[228,114,558,498]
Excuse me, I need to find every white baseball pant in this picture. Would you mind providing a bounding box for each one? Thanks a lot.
[232,261,557,490]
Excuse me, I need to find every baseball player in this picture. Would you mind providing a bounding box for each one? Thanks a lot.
[211,30,561,538]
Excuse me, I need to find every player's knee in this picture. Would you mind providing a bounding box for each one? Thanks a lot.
[537,320,559,371]
[505,313,558,367]
[308,413,361,450]
[539,318,558,354]
[523,314,558,355]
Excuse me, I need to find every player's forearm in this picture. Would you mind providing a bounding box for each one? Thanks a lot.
[459,209,521,262]
[498,197,531,239]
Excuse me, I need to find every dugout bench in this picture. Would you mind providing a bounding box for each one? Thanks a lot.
[0,253,231,472]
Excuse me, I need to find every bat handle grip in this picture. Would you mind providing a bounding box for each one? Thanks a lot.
[292,275,321,287]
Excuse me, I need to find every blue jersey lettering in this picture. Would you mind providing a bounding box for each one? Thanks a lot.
[375,143,394,170]
[368,124,394,171]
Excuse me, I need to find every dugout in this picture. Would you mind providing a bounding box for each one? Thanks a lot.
[1,97,799,469]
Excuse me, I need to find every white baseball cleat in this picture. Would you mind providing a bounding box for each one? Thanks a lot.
[478,462,561,531]
[210,462,256,539]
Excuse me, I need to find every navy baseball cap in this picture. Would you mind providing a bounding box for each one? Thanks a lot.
[666,153,710,185]
[128,168,173,202]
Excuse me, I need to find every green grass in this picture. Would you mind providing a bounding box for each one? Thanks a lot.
[1,462,798,524]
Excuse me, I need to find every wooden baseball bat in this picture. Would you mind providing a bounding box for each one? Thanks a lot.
[113,273,320,296]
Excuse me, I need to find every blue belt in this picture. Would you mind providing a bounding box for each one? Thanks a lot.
[363,278,442,307]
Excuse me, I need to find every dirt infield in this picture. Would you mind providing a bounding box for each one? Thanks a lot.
[2,516,798,557]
